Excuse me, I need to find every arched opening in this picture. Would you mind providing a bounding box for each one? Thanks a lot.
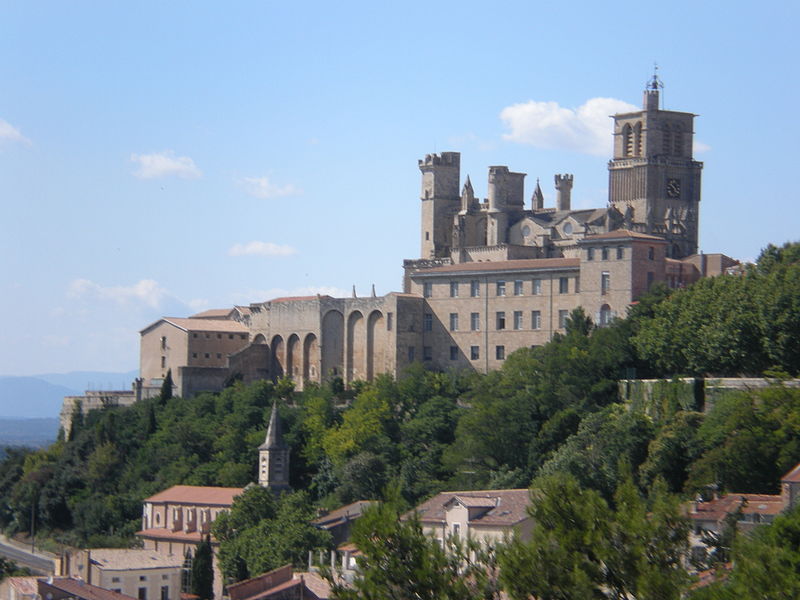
[662,123,673,155]
[599,304,612,327]
[346,311,365,384]
[303,333,319,383]
[623,123,633,157]
[321,310,344,381]
[287,334,301,380]
[270,336,285,380]
[672,124,683,156]
[634,121,643,156]
[366,310,387,381]
[253,334,267,344]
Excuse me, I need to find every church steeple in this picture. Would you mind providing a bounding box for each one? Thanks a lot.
[258,401,290,491]
[531,178,544,211]
[643,64,662,111]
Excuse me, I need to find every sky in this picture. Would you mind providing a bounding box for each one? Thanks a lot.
[1,1,798,377]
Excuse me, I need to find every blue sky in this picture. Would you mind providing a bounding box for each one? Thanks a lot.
[1,1,798,377]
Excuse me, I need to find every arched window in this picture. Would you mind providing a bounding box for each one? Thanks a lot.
[672,124,683,156]
[634,122,643,156]
[662,123,672,154]
[599,304,612,326]
[623,124,633,157]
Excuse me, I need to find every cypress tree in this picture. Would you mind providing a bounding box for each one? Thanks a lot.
[160,369,174,402]
[191,535,214,600]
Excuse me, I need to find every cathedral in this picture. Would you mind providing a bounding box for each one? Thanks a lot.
[137,78,735,397]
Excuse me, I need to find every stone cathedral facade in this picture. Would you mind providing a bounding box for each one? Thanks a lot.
[138,80,735,396]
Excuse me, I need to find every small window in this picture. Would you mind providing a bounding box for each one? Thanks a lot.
[192,353,198,359]
[228,334,234,339]
[423,313,433,332]
[140,576,148,582]
[513,311,523,330]
[160,336,167,350]
[139,588,147,600]
[648,247,655,260]
[408,346,416,362]
[112,578,121,584]
[423,346,432,361]
[470,346,480,360]
[558,310,569,329]
[616,246,624,259]
[601,272,610,295]
[559,277,569,294]
[453,523,461,538]
[387,313,393,331]
[601,247,609,260]
[192,333,198,338]
[161,575,169,581]
[425,231,430,240]
[496,345,505,360]
[216,353,222,359]
[496,281,506,296]
[514,280,524,296]
[204,353,210,359]
[496,311,506,330]
[205,333,210,339]
[599,304,612,326]
[587,247,594,261]
[647,271,655,289]
[450,282,459,297]
[449,313,459,332]
[470,280,480,297]
[449,346,458,360]
[532,279,542,295]
[161,586,169,600]
[531,310,541,330]
[161,356,166,368]
[241,334,247,340]
[423,282,432,298]
[470,312,480,331]
[217,333,222,339]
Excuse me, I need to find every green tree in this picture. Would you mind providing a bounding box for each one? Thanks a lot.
[191,535,214,600]
[161,369,174,401]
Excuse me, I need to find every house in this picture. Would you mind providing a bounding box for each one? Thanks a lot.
[0,577,39,600]
[36,578,138,600]
[136,486,243,600]
[58,549,182,600]
[310,501,375,547]
[410,489,533,545]
[226,565,331,600]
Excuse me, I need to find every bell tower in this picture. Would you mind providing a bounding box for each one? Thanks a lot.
[419,152,461,259]
[608,71,703,258]
[258,401,290,491]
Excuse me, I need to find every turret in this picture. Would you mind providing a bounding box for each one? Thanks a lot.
[531,178,544,211]
[258,401,290,491]
[419,152,461,258]
[460,176,476,214]
[554,174,573,211]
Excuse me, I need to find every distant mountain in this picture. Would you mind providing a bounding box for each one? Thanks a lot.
[0,417,60,449]
[0,370,137,419]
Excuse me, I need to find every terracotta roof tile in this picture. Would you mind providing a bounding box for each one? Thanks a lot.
[87,549,183,570]
[312,501,376,528]
[689,493,785,525]
[42,578,139,600]
[410,489,531,527]
[143,485,243,506]
[581,229,667,242]
[141,318,248,334]
[269,295,333,303]
[782,463,800,483]
[135,528,207,544]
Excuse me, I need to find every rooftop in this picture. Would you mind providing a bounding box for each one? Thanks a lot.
[410,258,579,276]
[690,493,785,524]
[88,548,183,570]
[311,500,376,529]
[581,229,667,242]
[411,489,531,527]
[141,318,249,335]
[143,485,243,506]
[41,578,138,600]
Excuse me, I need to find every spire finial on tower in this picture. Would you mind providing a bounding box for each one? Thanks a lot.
[643,62,663,111]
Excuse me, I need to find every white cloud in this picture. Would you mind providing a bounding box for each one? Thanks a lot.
[500,97,638,156]
[694,140,711,153]
[131,150,202,179]
[0,118,31,145]
[187,298,211,312]
[228,241,297,257]
[239,176,301,199]
[68,278,168,310]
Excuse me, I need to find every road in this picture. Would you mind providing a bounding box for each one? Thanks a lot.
[0,538,55,575]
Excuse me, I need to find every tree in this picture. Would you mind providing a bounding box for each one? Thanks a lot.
[328,492,501,600]
[161,369,174,402]
[191,535,214,600]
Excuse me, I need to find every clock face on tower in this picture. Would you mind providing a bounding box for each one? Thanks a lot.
[666,178,681,198]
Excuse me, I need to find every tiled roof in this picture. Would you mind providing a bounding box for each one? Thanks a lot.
[190,308,235,319]
[410,258,579,276]
[269,295,333,303]
[135,528,207,544]
[88,549,183,570]
[5,577,39,596]
[42,578,139,600]
[141,318,248,334]
[581,229,667,242]
[782,463,800,483]
[143,485,243,506]
[689,493,785,524]
[411,489,531,527]
[312,501,376,528]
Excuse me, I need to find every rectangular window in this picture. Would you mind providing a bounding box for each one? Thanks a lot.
[601,247,609,260]
[559,277,569,294]
[648,247,655,260]
[408,346,416,362]
[558,310,569,329]
[647,271,655,289]
[423,313,433,332]
[450,281,459,297]
[513,311,523,330]
[470,346,480,360]
[617,246,624,259]
[387,313,393,331]
[496,281,506,296]
[241,334,247,340]
[514,280,524,296]
[217,333,222,339]
[161,575,169,581]
[470,280,480,297]
[138,589,147,600]
[575,276,580,293]
[204,353,210,359]
[450,346,458,360]
[161,587,169,600]
[160,336,167,350]
[496,345,505,360]
[192,333,197,338]
[216,353,222,359]
[161,356,166,368]
[531,310,541,330]
[470,312,480,331]
[587,247,594,261]
[449,313,458,331]
[423,346,432,361]
[229,334,234,339]
[532,279,542,295]
[453,523,461,538]
[496,311,506,330]
[112,578,121,584]
[601,271,610,295]
[423,282,432,298]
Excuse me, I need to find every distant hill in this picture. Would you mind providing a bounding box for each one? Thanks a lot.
[0,417,60,450]
[0,370,137,419]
